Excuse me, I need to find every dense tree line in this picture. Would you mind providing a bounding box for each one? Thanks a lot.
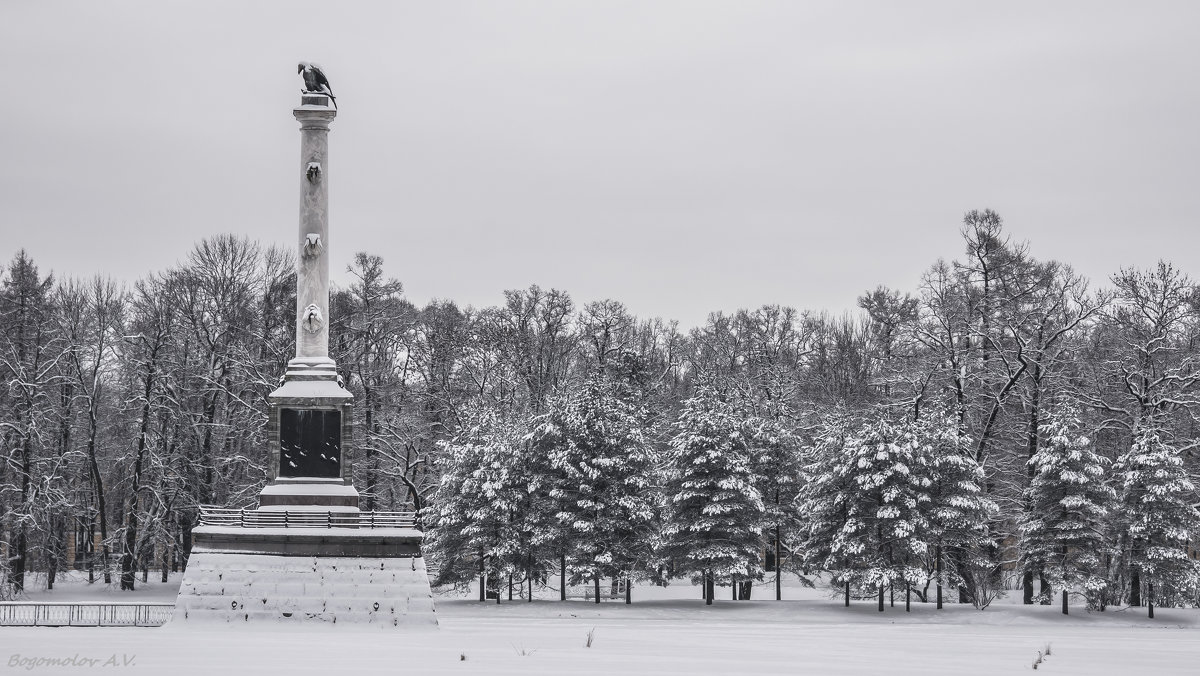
[2,210,1198,615]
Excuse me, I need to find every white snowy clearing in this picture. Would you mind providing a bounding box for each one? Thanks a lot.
[6,574,1197,675]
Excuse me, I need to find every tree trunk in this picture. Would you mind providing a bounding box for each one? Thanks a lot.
[1061,589,1068,615]
[508,574,513,602]
[1023,366,1042,606]
[87,521,96,583]
[479,553,485,603]
[363,385,377,511]
[1147,582,1154,619]
[46,522,58,591]
[12,528,27,593]
[878,584,884,612]
[528,572,533,603]
[560,553,567,601]
[84,388,113,585]
[706,572,713,606]
[594,573,601,605]
[775,525,782,601]
[906,581,911,612]
[1130,569,1141,606]
[180,517,193,573]
[49,384,74,593]
[197,391,219,513]
[936,544,943,609]
[953,534,995,607]
[625,578,631,605]
[117,500,138,587]
[11,396,32,593]
[121,354,156,591]
[844,580,850,607]
[1039,572,1050,605]
[890,582,894,607]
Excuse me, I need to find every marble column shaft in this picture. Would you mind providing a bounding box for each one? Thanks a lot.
[291,98,337,374]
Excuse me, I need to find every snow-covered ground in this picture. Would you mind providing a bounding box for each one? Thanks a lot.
[5,574,1197,675]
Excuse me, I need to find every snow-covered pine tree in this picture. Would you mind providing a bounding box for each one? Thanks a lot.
[1018,404,1115,613]
[745,410,802,600]
[526,404,576,600]
[1115,420,1200,617]
[542,373,657,602]
[661,387,765,604]
[829,412,934,611]
[921,409,997,609]
[424,405,529,599]
[794,412,859,605]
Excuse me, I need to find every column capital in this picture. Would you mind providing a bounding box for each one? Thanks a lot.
[293,95,337,128]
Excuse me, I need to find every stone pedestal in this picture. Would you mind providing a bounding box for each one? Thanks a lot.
[259,378,358,509]
[174,527,436,628]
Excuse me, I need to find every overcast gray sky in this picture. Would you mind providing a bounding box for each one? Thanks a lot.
[3,1,1197,329]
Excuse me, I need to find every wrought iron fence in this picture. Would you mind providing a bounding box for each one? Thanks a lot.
[0,603,174,627]
[198,506,417,529]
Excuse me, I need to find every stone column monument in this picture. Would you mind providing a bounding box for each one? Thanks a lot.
[173,65,436,628]
[256,77,358,510]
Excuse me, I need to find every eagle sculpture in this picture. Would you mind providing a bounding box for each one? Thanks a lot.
[297,62,337,108]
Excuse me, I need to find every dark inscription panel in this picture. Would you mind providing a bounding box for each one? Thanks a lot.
[279,408,341,478]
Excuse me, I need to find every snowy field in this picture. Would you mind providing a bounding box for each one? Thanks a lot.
[4,573,1198,675]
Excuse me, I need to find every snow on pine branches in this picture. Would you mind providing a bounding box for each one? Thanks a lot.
[534,373,658,587]
[1018,404,1115,611]
[1115,419,1200,613]
[922,410,999,608]
[805,413,933,594]
[424,405,533,587]
[796,409,995,605]
[660,388,766,602]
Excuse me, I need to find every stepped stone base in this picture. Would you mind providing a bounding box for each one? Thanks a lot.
[173,529,436,629]
[258,479,361,509]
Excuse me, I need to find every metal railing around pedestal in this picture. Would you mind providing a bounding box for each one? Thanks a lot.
[197,506,417,529]
[0,602,174,627]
